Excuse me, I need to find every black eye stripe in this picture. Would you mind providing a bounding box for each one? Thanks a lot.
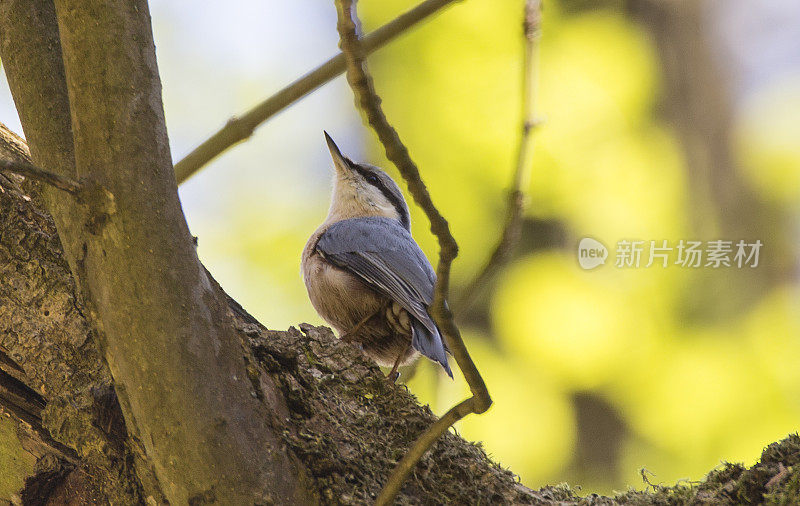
[353,165,410,230]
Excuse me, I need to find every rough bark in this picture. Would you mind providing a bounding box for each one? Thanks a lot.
[0,121,140,503]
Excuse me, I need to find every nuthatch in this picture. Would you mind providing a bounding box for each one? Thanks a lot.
[302,132,452,379]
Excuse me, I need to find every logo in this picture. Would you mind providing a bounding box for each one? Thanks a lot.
[578,237,608,270]
[576,238,762,270]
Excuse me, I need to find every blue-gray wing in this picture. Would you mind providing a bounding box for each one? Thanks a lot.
[316,217,452,377]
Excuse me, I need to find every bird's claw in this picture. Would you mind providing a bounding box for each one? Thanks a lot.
[386,370,401,383]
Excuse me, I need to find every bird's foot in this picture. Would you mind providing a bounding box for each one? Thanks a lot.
[386,370,401,383]
[386,342,410,384]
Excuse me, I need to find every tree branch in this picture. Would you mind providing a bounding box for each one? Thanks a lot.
[173,0,462,184]
[333,1,491,503]
[0,158,83,194]
[454,0,542,315]
[0,368,79,465]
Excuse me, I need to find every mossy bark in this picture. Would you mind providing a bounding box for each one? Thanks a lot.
[0,121,139,503]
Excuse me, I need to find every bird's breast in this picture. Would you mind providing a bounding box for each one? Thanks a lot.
[302,230,382,333]
[301,225,417,367]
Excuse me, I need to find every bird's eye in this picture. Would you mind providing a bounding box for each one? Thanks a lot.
[365,174,380,185]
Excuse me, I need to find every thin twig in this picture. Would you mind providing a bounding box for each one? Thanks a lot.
[454,0,542,316]
[173,0,463,184]
[334,1,491,504]
[0,158,82,194]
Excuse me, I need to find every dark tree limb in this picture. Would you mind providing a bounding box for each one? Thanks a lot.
[333,1,492,503]
[174,0,463,184]
[0,368,79,465]
[454,0,542,316]
[0,158,83,194]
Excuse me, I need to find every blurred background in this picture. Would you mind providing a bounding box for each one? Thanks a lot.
[2,0,799,497]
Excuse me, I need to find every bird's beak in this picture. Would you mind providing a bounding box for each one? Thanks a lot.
[324,131,352,175]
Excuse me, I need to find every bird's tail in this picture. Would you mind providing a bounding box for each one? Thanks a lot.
[411,319,453,378]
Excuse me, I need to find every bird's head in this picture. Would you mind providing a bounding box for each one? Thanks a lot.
[323,131,410,230]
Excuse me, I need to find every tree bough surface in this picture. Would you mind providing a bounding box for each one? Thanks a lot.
[2,130,799,506]
[0,130,564,504]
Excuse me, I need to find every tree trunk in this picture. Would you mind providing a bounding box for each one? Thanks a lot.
[627,0,792,320]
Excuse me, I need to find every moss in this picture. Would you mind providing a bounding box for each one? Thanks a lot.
[242,317,800,505]
[616,434,800,505]
[241,322,578,505]
[0,142,143,504]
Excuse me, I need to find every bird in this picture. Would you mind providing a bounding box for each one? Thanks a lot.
[301,132,452,380]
